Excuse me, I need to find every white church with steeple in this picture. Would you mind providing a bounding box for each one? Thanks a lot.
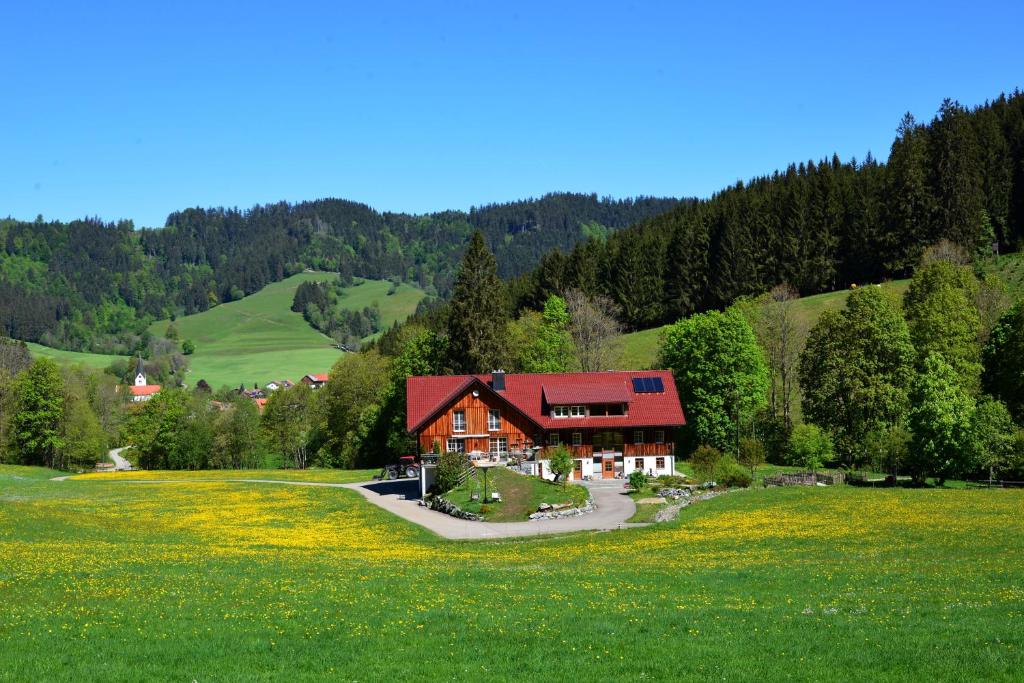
[128,355,161,402]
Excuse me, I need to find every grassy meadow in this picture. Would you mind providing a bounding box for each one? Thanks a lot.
[25,342,127,370]
[2,464,1022,681]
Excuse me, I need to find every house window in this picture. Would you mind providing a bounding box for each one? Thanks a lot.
[489,437,508,454]
[656,457,665,469]
[570,405,585,417]
[572,432,583,446]
[634,430,644,444]
[452,410,466,433]
[655,430,665,444]
[549,433,560,447]
[635,457,645,471]
[553,406,569,418]
[488,409,501,431]
[446,438,465,453]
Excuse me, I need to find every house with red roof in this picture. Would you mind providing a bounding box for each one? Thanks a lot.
[407,370,685,496]
[301,373,329,389]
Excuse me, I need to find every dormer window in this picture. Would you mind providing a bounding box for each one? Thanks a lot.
[553,405,584,418]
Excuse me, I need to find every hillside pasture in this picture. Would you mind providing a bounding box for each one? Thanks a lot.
[619,279,913,370]
[25,342,126,370]
[26,275,423,389]
[1,465,1022,681]
[144,274,424,389]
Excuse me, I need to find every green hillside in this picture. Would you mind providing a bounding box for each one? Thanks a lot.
[146,274,424,389]
[620,279,915,370]
[28,274,425,390]
[26,342,126,370]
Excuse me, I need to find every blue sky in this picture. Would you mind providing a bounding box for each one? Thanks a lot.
[2,1,1022,228]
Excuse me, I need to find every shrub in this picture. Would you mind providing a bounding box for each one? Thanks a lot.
[628,469,647,492]
[690,445,723,481]
[715,454,753,488]
[548,445,574,485]
[738,437,766,476]
[656,474,689,487]
[788,423,834,472]
[434,451,466,494]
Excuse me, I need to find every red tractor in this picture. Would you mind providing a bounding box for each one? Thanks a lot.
[377,455,420,480]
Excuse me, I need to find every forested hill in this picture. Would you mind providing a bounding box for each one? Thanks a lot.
[0,193,679,352]
[516,93,1024,329]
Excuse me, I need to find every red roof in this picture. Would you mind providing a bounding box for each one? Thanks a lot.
[304,373,329,383]
[129,385,161,396]
[407,370,685,433]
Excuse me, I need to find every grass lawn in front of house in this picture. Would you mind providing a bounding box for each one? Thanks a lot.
[4,464,1024,681]
[446,466,588,521]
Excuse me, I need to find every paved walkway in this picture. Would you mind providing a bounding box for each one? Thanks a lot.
[343,478,644,539]
[108,447,132,471]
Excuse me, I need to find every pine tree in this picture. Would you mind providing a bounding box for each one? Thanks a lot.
[662,210,710,321]
[884,113,935,274]
[446,231,509,374]
[931,100,985,249]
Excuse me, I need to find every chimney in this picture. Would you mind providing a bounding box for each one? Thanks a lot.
[492,369,506,392]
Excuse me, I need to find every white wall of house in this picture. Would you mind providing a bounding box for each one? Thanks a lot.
[524,455,675,480]
[623,455,675,477]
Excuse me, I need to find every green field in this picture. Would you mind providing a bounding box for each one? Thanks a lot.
[1,465,1022,681]
[25,342,126,370]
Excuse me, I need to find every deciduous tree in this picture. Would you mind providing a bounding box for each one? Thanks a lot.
[659,307,769,453]
[907,353,976,484]
[12,358,65,469]
[799,287,915,464]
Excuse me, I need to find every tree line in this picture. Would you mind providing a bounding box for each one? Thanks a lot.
[0,194,677,353]
[658,250,1024,485]
[513,93,1024,329]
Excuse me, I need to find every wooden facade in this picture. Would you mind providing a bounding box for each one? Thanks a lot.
[416,392,676,459]
[416,389,538,454]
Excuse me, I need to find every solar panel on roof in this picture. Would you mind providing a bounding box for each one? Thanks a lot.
[632,376,665,393]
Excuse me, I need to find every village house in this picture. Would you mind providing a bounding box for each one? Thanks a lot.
[301,373,329,389]
[264,379,294,391]
[407,370,685,496]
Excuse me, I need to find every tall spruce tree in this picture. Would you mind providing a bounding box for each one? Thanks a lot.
[931,99,985,249]
[884,113,935,273]
[447,231,508,374]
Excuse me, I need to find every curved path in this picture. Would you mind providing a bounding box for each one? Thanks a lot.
[107,447,132,471]
[51,475,642,540]
[343,478,643,539]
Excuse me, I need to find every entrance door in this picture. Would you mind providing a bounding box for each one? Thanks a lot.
[602,459,615,479]
[573,459,583,480]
